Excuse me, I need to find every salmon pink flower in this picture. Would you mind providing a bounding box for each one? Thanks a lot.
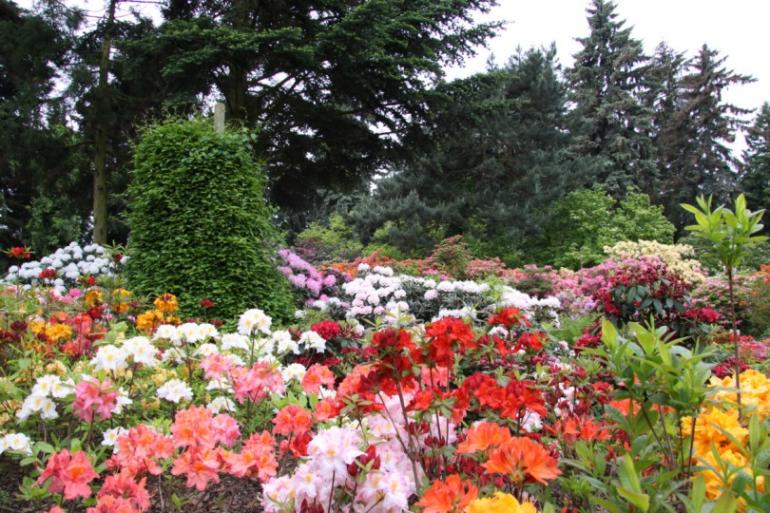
[272,405,313,436]
[171,406,216,449]
[232,362,285,403]
[457,422,512,454]
[38,449,98,500]
[171,448,220,491]
[97,470,150,512]
[108,424,174,476]
[301,364,335,394]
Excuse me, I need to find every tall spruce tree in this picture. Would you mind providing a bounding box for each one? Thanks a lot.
[660,45,753,229]
[139,0,500,230]
[351,48,571,262]
[567,0,656,196]
[642,43,686,203]
[741,103,770,217]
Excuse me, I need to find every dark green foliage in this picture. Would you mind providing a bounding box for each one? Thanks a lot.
[741,103,770,220]
[537,186,675,268]
[137,0,501,229]
[0,0,91,260]
[351,48,572,263]
[125,118,293,321]
[567,0,656,196]
[658,46,753,229]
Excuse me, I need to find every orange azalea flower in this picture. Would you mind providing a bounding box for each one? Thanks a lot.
[301,364,335,395]
[457,422,512,454]
[415,474,478,513]
[549,416,611,444]
[483,436,561,484]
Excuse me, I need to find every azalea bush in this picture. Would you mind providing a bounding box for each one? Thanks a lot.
[1,230,769,513]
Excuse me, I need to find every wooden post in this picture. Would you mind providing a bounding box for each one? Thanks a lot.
[214,102,226,133]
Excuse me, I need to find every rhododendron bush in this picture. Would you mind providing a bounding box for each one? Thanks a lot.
[1,241,770,513]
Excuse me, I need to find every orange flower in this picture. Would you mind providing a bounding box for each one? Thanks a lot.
[301,364,335,395]
[416,474,478,513]
[457,422,512,454]
[153,293,178,313]
[483,436,561,484]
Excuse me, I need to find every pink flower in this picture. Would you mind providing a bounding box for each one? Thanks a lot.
[97,470,150,512]
[107,424,174,477]
[38,449,98,500]
[200,353,232,380]
[232,362,285,404]
[73,378,117,422]
[212,414,241,447]
[301,364,335,394]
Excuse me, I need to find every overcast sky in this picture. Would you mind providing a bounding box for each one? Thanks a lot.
[447,0,769,116]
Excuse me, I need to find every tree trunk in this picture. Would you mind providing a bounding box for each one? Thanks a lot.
[92,0,118,245]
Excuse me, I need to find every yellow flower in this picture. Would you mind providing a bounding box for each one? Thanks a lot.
[28,319,45,336]
[136,309,164,334]
[466,492,538,513]
[44,323,72,342]
[153,293,178,314]
[84,289,103,307]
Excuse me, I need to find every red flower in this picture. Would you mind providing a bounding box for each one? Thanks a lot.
[199,298,216,309]
[488,307,529,328]
[6,246,31,260]
[39,267,57,280]
[347,446,381,477]
[310,320,342,341]
[424,317,477,367]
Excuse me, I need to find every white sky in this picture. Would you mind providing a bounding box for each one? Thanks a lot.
[447,0,770,116]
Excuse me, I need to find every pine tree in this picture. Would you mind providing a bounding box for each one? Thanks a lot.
[351,48,572,262]
[741,103,770,217]
[567,0,656,196]
[660,45,753,229]
[140,0,500,230]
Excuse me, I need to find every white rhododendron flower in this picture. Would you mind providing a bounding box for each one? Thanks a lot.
[90,344,128,372]
[102,427,128,448]
[0,433,32,456]
[157,379,193,404]
[122,336,158,367]
[238,308,272,336]
[299,331,326,353]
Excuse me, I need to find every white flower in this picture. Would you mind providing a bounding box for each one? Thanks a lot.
[299,331,326,353]
[157,379,193,404]
[294,309,306,319]
[31,375,61,397]
[273,330,299,354]
[161,347,185,364]
[112,388,133,414]
[207,396,237,414]
[51,379,75,399]
[307,426,363,476]
[281,363,307,383]
[90,344,128,372]
[424,289,439,301]
[0,433,32,456]
[194,342,219,358]
[153,324,180,345]
[122,336,158,367]
[238,308,272,336]
[521,410,543,432]
[221,333,249,351]
[39,398,58,419]
[178,322,216,344]
[102,427,128,448]
[357,263,370,273]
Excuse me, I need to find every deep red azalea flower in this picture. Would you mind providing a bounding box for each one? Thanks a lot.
[310,320,342,341]
[488,307,530,328]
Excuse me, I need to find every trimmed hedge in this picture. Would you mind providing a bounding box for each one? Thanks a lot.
[125,118,293,321]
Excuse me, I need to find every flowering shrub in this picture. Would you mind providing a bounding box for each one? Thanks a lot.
[0,250,766,513]
[603,239,706,285]
[4,242,119,292]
